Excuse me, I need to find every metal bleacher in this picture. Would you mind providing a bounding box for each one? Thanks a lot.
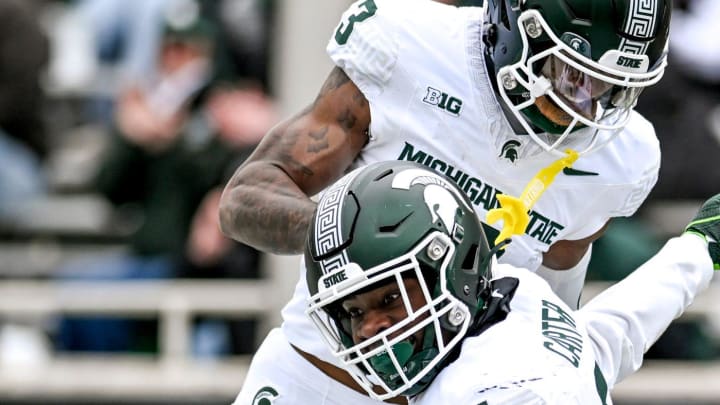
[0,280,281,403]
[0,125,301,402]
[0,188,299,403]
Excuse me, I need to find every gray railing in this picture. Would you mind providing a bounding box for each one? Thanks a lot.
[0,278,717,403]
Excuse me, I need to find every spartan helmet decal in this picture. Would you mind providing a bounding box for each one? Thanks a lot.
[390,168,471,234]
[424,184,460,235]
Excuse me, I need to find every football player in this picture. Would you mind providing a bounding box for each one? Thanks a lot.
[220,0,672,403]
[304,161,718,403]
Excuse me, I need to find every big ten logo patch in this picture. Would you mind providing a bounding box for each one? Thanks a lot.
[423,87,463,116]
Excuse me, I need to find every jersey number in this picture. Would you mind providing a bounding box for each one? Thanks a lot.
[335,0,378,45]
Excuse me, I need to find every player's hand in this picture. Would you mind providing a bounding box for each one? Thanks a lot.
[685,193,720,269]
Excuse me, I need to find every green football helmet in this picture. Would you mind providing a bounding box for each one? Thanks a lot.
[483,0,672,155]
[304,161,493,400]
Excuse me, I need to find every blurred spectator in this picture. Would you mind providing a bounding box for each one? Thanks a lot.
[56,0,274,128]
[73,0,273,84]
[0,0,50,222]
[206,0,275,91]
[54,0,276,357]
[73,0,174,86]
[671,0,720,83]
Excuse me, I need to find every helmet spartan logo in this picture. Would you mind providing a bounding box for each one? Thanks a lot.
[391,168,471,233]
[560,33,591,57]
[423,184,460,234]
[500,140,521,162]
[569,37,582,51]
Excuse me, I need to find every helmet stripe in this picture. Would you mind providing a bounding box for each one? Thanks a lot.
[314,168,364,274]
[619,0,658,55]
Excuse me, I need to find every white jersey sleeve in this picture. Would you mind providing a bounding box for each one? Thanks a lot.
[326,0,403,98]
[605,113,661,219]
[578,233,714,387]
[327,0,462,101]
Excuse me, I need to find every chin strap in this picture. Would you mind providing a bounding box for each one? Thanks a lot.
[469,276,519,336]
[486,149,579,247]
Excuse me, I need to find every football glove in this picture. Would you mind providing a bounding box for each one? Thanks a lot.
[685,193,720,270]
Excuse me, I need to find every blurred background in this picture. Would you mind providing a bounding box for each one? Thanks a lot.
[0,0,718,404]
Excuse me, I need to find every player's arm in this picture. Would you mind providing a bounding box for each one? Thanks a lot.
[578,195,718,386]
[542,221,610,269]
[535,221,609,309]
[218,67,370,254]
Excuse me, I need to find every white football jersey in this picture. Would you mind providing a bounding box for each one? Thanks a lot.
[416,264,609,404]
[414,234,713,405]
[282,0,660,369]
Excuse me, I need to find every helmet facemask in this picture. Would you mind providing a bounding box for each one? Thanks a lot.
[305,161,493,399]
[307,231,476,400]
[493,8,668,156]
